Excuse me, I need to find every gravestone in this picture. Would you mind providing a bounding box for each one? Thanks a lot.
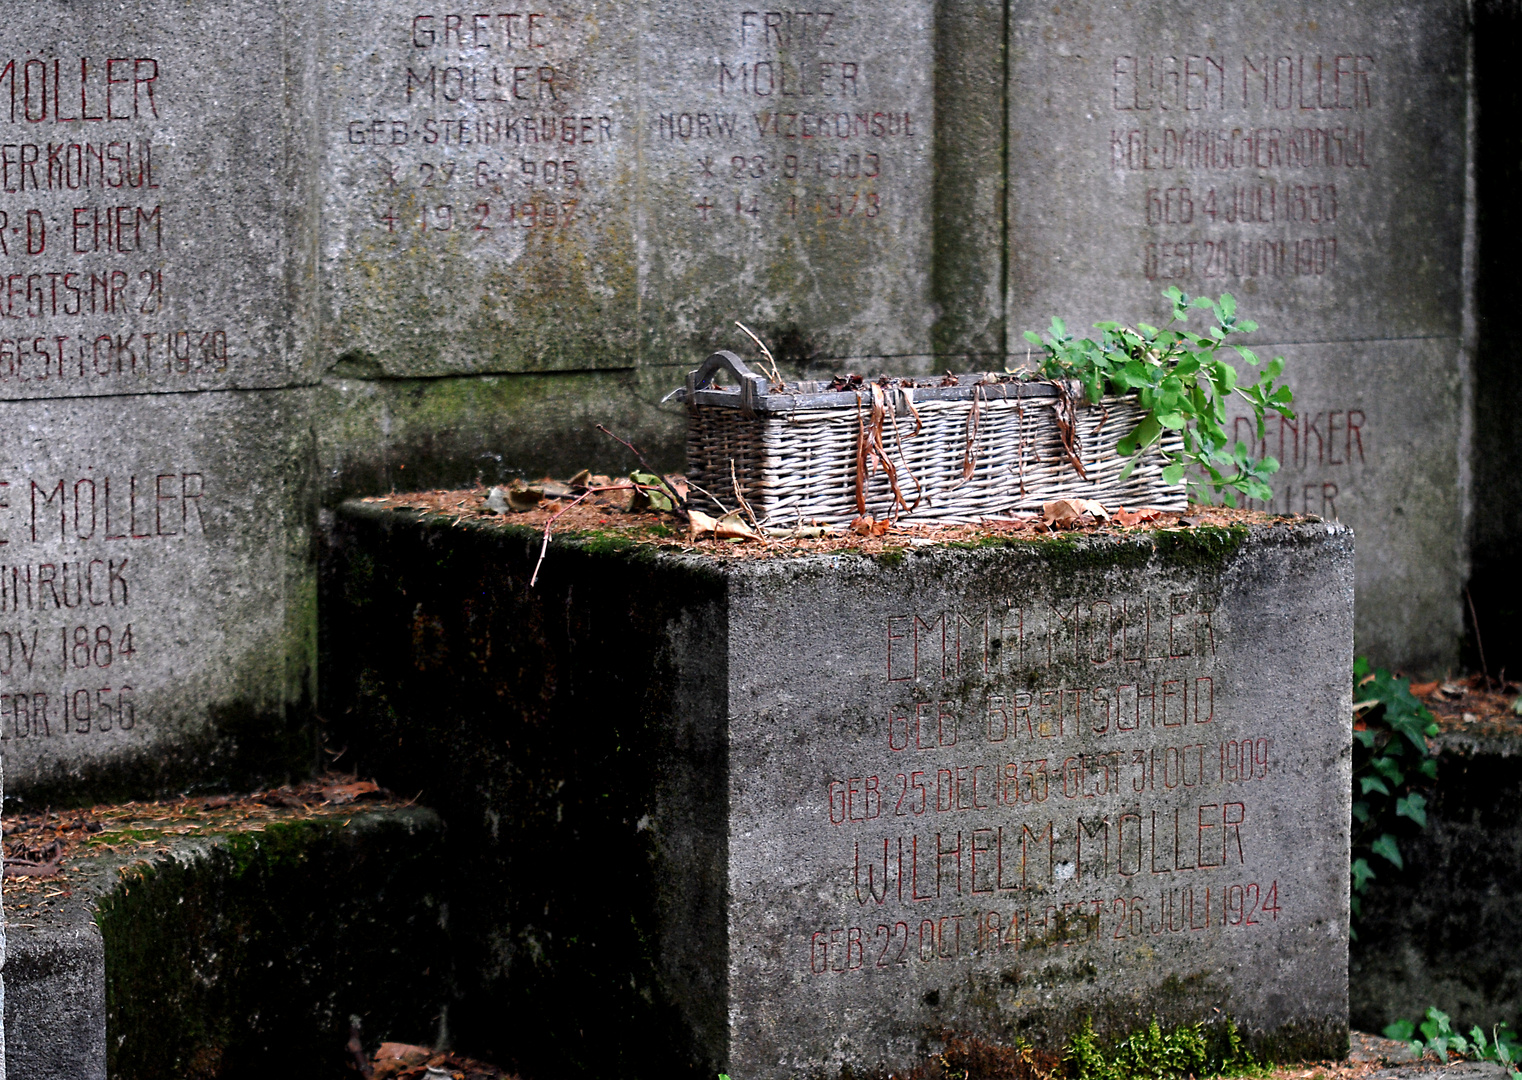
[1006,0,1468,670]
[0,0,319,801]
[326,507,1354,1077]
[319,0,995,375]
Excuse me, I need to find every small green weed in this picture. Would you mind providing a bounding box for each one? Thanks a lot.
[1350,658,1438,935]
[1383,1008,1521,1080]
[1064,1016,1265,1080]
[1023,289,1294,506]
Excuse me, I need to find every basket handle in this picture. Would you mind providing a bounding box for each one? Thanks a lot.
[686,350,768,414]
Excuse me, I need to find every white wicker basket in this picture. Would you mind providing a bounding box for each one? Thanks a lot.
[673,351,1186,526]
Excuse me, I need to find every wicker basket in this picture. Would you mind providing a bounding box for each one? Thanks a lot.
[673,351,1186,525]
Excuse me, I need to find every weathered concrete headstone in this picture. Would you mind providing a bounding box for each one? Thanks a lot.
[0,392,317,798]
[1006,0,1468,670]
[0,1,316,394]
[0,1,319,800]
[325,508,1354,1077]
[319,0,983,375]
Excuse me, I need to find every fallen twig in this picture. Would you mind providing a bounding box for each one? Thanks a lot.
[528,483,631,588]
[595,424,689,515]
[730,459,769,543]
[735,321,782,383]
[685,478,732,515]
[1467,587,1491,690]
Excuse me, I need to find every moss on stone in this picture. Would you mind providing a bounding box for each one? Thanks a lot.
[876,546,907,567]
[1152,525,1251,568]
[95,811,447,1080]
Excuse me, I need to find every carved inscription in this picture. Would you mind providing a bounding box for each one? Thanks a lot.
[345,11,619,245]
[804,591,1294,975]
[0,53,238,385]
[0,468,208,743]
[666,8,912,226]
[1227,403,1367,517]
[1106,51,1375,283]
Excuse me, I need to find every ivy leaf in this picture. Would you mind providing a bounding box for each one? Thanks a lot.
[1240,476,1272,502]
[1373,757,1406,785]
[1352,858,1377,891]
[1370,833,1404,869]
[1022,292,1292,512]
[1396,792,1428,827]
[1360,776,1391,796]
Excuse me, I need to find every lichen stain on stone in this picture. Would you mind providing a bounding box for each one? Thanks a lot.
[330,181,638,377]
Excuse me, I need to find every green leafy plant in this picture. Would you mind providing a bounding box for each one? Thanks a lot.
[1064,1016,1265,1080]
[1383,1009,1521,1080]
[1350,657,1438,935]
[1023,288,1294,506]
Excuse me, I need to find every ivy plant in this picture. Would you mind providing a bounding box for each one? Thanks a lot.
[1023,288,1295,506]
[1384,1008,1521,1080]
[1350,657,1438,935]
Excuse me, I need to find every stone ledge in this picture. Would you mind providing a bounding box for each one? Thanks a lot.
[323,499,1354,1080]
[4,801,447,1080]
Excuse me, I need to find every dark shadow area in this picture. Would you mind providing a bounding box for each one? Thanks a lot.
[1350,739,1522,1033]
[1465,0,1522,678]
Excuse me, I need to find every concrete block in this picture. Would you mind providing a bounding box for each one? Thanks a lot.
[633,0,939,367]
[3,805,446,1080]
[314,368,686,500]
[4,899,104,1080]
[0,0,318,395]
[0,389,318,804]
[319,0,967,376]
[325,506,1354,1078]
[1006,0,1468,671]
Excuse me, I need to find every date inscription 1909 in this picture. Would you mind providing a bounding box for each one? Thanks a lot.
[800,590,1274,976]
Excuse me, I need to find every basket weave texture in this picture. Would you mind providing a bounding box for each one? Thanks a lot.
[678,352,1186,526]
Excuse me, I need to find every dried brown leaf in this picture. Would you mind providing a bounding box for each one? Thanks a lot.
[688,509,718,541]
[1041,499,1108,529]
[715,511,757,540]
[1113,506,1162,527]
[320,780,383,805]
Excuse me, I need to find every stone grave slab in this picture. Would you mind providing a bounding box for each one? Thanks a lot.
[634,0,938,366]
[1005,0,1467,670]
[0,0,317,396]
[0,1,321,803]
[2,801,444,1079]
[0,388,316,803]
[319,0,953,376]
[325,506,1353,1078]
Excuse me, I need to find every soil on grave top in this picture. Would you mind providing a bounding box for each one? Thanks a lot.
[358,482,1294,562]
[1,773,409,904]
[1410,672,1522,738]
